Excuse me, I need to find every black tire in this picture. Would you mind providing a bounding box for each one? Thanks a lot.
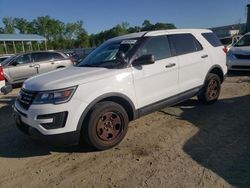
[197,73,221,105]
[82,101,129,150]
[56,66,65,69]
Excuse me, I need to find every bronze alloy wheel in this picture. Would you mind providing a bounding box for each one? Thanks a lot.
[207,78,219,100]
[197,73,221,105]
[96,111,123,141]
[82,101,129,150]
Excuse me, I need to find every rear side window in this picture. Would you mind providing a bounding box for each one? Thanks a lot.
[137,35,171,61]
[32,52,52,62]
[168,34,203,56]
[50,52,65,60]
[202,32,222,47]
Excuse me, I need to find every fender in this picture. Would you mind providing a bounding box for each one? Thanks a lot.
[76,92,137,131]
[204,64,225,84]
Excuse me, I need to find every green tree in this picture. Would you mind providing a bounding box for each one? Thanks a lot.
[65,21,85,40]
[141,20,176,31]
[142,19,153,30]
[2,17,15,33]
[0,27,4,34]
[14,18,29,33]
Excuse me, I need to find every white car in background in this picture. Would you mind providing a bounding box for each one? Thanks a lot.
[227,33,250,71]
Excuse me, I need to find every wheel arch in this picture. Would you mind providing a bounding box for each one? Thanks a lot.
[56,66,65,69]
[76,93,137,132]
[206,65,225,83]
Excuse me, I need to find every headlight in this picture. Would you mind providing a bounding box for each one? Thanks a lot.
[33,86,77,104]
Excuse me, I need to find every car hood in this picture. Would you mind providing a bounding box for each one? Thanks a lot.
[23,66,116,91]
[230,46,250,55]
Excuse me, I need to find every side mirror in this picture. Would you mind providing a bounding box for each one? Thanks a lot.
[116,51,126,63]
[132,54,155,66]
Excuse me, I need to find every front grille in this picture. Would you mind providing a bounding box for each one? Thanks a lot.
[17,88,37,110]
[231,65,250,69]
[234,54,250,59]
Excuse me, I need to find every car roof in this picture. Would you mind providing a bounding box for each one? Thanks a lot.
[109,29,212,41]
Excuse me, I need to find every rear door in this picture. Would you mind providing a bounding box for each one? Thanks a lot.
[132,35,179,108]
[31,52,54,74]
[7,54,37,82]
[168,33,209,93]
[49,52,67,68]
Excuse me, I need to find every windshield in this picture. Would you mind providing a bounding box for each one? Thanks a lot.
[77,38,138,68]
[234,35,250,47]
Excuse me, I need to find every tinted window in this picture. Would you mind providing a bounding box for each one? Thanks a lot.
[234,35,250,47]
[0,57,8,63]
[137,35,171,61]
[50,52,65,60]
[32,52,52,62]
[202,32,222,47]
[168,34,202,56]
[15,54,32,64]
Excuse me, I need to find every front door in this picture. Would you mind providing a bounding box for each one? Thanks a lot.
[7,54,37,82]
[31,52,54,74]
[132,35,179,108]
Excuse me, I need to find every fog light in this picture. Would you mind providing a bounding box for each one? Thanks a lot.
[37,111,68,129]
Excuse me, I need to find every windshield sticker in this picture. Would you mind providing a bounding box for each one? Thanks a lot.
[121,40,137,44]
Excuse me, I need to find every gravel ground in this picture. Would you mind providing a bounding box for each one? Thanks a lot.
[0,71,249,188]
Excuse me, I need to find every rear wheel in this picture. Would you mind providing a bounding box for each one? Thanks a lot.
[198,73,221,104]
[82,101,129,150]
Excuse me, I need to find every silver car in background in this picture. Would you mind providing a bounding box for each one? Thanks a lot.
[1,51,73,84]
[227,33,250,71]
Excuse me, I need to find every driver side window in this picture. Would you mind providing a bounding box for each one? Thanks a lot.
[13,54,32,65]
[136,35,171,61]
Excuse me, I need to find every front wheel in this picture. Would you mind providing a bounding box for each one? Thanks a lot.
[82,101,129,150]
[197,73,221,104]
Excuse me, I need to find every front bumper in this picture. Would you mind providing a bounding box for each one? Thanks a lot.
[227,58,250,70]
[14,109,80,146]
[13,96,88,145]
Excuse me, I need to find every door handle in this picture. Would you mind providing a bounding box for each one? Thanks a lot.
[165,63,176,68]
[201,54,208,58]
[33,64,40,68]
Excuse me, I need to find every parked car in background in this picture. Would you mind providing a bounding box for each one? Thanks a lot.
[63,51,80,64]
[0,55,12,63]
[0,63,5,93]
[1,51,73,85]
[14,29,227,150]
[227,33,250,70]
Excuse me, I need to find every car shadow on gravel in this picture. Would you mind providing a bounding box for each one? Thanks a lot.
[0,96,97,158]
[176,95,250,188]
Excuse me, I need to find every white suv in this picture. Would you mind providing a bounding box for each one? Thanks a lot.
[14,29,227,150]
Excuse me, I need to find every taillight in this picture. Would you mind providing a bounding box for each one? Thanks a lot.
[223,47,228,54]
[69,57,75,64]
[0,64,4,81]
